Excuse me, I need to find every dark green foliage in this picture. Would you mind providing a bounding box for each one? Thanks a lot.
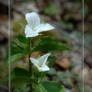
[13,89,22,92]
[48,55,56,67]
[13,35,30,51]
[8,53,25,64]
[33,81,65,92]
[32,36,69,52]
[33,84,47,92]
[11,68,32,88]
[13,85,30,92]
[11,67,31,82]
[7,35,31,64]
[41,81,65,92]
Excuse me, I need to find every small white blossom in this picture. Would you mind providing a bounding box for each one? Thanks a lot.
[30,53,51,72]
[25,12,54,37]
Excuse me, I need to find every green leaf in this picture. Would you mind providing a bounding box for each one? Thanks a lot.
[8,53,25,64]
[13,84,30,92]
[41,81,65,92]
[7,35,31,64]
[13,35,30,50]
[13,89,22,92]
[32,36,69,52]
[5,44,24,63]
[33,84,47,92]
[48,55,56,67]
[11,67,31,82]
[11,68,31,88]
[11,44,24,55]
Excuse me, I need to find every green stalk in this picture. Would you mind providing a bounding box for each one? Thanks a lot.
[28,38,33,92]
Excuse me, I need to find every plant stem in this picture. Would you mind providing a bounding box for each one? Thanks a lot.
[29,55,33,92]
[28,38,32,73]
[29,55,33,76]
[28,38,33,92]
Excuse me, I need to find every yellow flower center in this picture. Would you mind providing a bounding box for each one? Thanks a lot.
[38,64,41,67]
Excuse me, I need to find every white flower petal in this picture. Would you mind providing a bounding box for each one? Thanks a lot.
[25,25,39,37]
[25,12,40,28]
[38,53,51,66]
[35,23,54,33]
[38,65,50,72]
[30,58,39,68]
[30,57,50,72]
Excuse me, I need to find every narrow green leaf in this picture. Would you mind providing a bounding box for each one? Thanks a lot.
[11,44,24,55]
[8,53,25,64]
[13,35,30,49]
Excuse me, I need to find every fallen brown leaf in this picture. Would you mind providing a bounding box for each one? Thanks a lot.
[56,56,70,69]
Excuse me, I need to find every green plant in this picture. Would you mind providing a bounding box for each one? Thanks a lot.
[7,12,69,92]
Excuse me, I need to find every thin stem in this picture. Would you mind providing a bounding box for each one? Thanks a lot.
[28,38,32,72]
[29,55,33,75]
[28,38,33,92]
[29,56,33,92]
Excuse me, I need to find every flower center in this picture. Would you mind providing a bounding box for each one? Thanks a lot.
[32,28,36,32]
[38,64,42,67]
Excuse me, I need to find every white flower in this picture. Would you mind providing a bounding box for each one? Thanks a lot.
[30,53,51,72]
[25,12,54,37]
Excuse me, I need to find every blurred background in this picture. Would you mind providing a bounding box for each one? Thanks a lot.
[0,0,92,92]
